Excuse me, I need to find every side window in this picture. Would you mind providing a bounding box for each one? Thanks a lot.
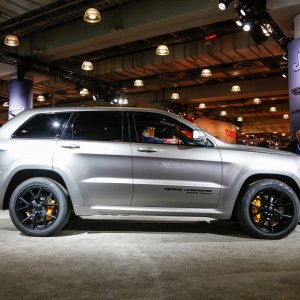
[133,112,194,145]
[70,111,124,142]
[13,113,71,138]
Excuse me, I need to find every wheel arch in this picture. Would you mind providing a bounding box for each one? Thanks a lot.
[2,169,70,210]
[231,174,300,219]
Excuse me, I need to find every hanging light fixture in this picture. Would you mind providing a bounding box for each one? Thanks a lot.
[123,99,128,105]
[84,7,101,23]
[171,93,180,100]
[201,69,212,77]
[80,88,89,96]
[198,103,206,109]
[4,34,19,46]
[269,106,277,112]
[231,84,241,93]
[81,61,93,71]
[283,114,289,119]
[156,44,169,56]
[220,110,227,116]
[2,102,9,107]
[253,97,261,104]
[237,117,243,122]
[134,79,143,87]
[37,95,45,102]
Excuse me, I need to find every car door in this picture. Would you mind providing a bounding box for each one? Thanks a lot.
[130,112,222,208]
[53,110,133,207]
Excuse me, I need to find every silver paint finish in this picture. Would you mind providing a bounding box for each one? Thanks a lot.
[1,106,300,221]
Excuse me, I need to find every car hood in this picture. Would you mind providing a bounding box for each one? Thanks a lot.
[217,143,294,156]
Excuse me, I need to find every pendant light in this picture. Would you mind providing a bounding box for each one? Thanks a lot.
[269,106,277,112]
[134,79,143,87]
[198,103,206,109]
[253,97,261,104]
[4,34,19,46]
[37,95,45,102]
[220,110,227,116]
[171,93,180,100]
[84,7,101,23]
[81,61,93,71]
[156,44,169,56]
[237,117,243,122]
[283,114,289,119]
[201,69,212,77]
[231,84,241,93]
[80,88,89,96]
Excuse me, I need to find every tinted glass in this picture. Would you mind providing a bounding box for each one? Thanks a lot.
[13,113,71,138]
[71,111,123,141]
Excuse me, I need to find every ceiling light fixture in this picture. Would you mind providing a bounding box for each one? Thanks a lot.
[282,52,288,61]
[80,88,89,96]
[134,79,144,87]
[171,93,180,100]
[269,106,277,112]
[201,68,212,77]
[231,84,241,93]
[199,103,206,109]
[237,117,243,122]
[243,18,252,32]
[218,0,232,10]
[253,97,261,104]
[2,102,9,107]
[81,61,93,71]
[220,110,227,116]
[4,34,19,46]
[37,95,45,102]
[156,44,169,56]
[123,99,128,105]
[261,23,272,37]
[283,114,289,119]
[282,72,287,78]
[84,7,101,23]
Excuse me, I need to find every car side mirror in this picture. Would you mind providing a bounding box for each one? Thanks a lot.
[193,130,207,143]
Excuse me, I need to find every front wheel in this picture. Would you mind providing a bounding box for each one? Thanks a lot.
[9,177,70,237]
[237,179,300,239]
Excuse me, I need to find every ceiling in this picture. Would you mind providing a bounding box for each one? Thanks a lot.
[0,0,300,145]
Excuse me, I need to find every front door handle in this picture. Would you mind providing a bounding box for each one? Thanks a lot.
[138,147,158,153]
[61,144,80,149]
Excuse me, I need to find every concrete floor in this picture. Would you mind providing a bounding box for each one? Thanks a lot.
[0,210,299,300]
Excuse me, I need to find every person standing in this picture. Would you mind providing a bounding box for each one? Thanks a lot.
[286,129,300,154]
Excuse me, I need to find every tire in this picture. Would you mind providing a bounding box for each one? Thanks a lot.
[237,179,300,239]
[9,177,71,237]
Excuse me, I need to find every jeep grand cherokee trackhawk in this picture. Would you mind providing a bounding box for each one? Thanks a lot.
[0,107,299,239]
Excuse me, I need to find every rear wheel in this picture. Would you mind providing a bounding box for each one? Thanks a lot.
[237,179,300,239]
[9,177,70,236]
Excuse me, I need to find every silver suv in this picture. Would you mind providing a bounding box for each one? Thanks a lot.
[0,107,299,239]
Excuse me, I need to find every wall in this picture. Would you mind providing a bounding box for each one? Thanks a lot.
[194,118,236,144]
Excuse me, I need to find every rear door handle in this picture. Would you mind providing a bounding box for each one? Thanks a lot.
[61,144,80,149]
[138,147,158,153]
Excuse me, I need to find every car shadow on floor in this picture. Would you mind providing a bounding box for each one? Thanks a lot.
[59,217,250,239]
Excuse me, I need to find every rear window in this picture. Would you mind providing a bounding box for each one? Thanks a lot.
[69,111,124,142]
[12,113,71,138]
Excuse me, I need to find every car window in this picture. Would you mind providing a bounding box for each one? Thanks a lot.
[133,112,198,145]
[12,113,71,138]
[70,111,124,142]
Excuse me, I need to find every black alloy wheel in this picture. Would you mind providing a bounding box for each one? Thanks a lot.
[238,179,300,239]
[9,178,70,236]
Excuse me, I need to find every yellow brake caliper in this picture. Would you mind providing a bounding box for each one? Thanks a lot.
[251,195,261,223]
[45,199,56,221]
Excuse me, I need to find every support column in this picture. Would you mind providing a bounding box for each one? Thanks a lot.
[288,13,300,139]
[8,76,33,120]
